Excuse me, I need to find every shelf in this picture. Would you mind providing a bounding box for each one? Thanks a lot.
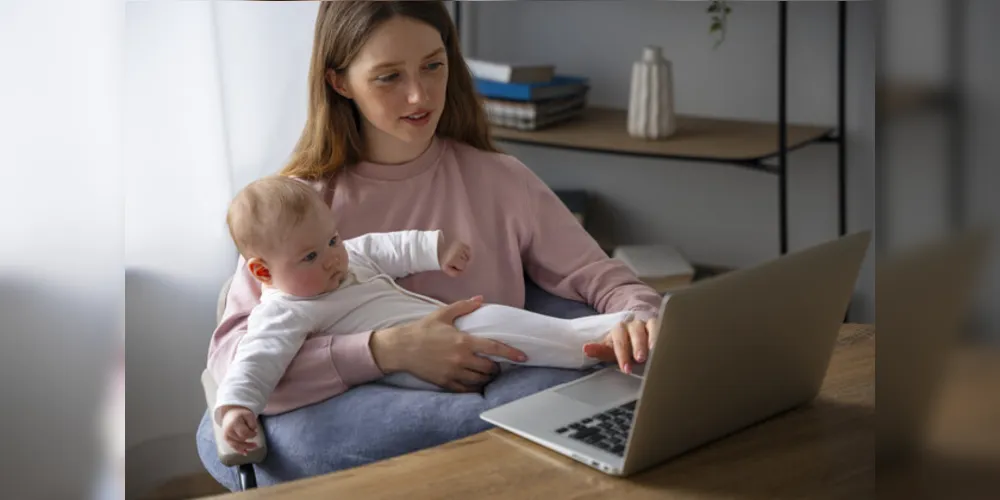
[489,107,834,169]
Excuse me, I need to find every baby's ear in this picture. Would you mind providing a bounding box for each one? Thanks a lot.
[247,258,272,285]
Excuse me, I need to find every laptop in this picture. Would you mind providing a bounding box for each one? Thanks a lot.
[480,231,872,476]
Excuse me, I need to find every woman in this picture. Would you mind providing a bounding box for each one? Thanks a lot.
[198,1,662,488]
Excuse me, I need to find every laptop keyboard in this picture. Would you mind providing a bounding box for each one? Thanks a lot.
[555,400,636,457]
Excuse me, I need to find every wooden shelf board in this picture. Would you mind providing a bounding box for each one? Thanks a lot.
[490,107,833,164]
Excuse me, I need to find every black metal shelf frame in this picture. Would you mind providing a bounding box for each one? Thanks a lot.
[455,2,849,255]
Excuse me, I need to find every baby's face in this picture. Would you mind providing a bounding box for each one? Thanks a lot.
[266,206,350,298]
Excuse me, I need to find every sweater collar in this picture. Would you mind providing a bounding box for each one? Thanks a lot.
[348,137,444,181]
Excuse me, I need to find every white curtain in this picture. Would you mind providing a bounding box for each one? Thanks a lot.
[123,0,323,495]
[1,1,122,498]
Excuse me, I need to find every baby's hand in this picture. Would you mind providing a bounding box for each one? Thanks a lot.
[438,235,471,277]
[221,406,258,455]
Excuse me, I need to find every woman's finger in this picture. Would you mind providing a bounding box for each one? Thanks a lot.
[646,318,659,350]
[462,351,500,376]
[431,296,484,324]
[458,368,492,387]
[611,322,632,374]
[444,380,477,393]
[469,337,527,364]
[627,320,649,363]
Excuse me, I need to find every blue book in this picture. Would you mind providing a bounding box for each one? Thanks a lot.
[474,75,589,102]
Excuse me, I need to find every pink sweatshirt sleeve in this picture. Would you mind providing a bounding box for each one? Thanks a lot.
[207,257,384,415]
[513,161,662,322]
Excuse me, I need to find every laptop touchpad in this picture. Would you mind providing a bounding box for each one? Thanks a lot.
[555,369,642,408]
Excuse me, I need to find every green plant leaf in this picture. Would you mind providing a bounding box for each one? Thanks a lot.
[707,1,729,47]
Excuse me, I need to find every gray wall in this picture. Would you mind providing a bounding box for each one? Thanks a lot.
[960,0,999,338]
[881,0,1000,340]
[464,1,876,321]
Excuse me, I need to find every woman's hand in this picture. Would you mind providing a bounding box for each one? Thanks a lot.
[582,317,659,374]
[369,296,528,393]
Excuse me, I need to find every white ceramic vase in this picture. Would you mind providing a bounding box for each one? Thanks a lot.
[627,46,677,140]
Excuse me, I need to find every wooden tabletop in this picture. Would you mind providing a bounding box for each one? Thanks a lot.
[216,324,875,499]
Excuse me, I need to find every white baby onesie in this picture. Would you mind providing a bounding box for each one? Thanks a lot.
[214,230,631,423]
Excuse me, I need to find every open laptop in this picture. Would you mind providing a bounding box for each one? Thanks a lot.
[481,231,872,476]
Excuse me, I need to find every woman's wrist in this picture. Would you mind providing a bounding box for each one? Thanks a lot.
[370,325,406,374]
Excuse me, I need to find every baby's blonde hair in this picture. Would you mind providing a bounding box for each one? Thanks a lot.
[226,175,325,259]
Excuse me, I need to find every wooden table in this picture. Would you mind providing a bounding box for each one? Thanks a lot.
[215,324,876,499]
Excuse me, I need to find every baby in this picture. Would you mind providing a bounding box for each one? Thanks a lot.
[215,175,636,453]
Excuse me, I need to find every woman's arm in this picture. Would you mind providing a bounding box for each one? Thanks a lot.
[207,258,383,415]
[512,162,663,372]
[514,164,661,321]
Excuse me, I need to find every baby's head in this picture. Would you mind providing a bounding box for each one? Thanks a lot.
[227,175,349,297]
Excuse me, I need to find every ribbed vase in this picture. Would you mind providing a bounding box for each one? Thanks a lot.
[627,46,677,140]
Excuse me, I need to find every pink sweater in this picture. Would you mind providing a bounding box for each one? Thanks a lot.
[208,137,661,415]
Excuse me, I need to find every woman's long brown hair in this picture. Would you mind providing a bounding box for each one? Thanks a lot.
[280,1,498,181]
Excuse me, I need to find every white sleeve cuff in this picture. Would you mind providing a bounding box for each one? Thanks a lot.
[412,230,442,273]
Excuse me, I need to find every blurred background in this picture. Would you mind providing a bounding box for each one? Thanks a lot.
[0,0,996,498]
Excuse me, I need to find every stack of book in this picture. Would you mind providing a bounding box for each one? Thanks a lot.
[612,244,696,294]
[467,58,589,131]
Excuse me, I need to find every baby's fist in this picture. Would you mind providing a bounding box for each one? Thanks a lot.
[439,237,471,277]
[221,406,258,455]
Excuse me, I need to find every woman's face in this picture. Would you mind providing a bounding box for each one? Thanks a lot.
[334,16,449,162]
